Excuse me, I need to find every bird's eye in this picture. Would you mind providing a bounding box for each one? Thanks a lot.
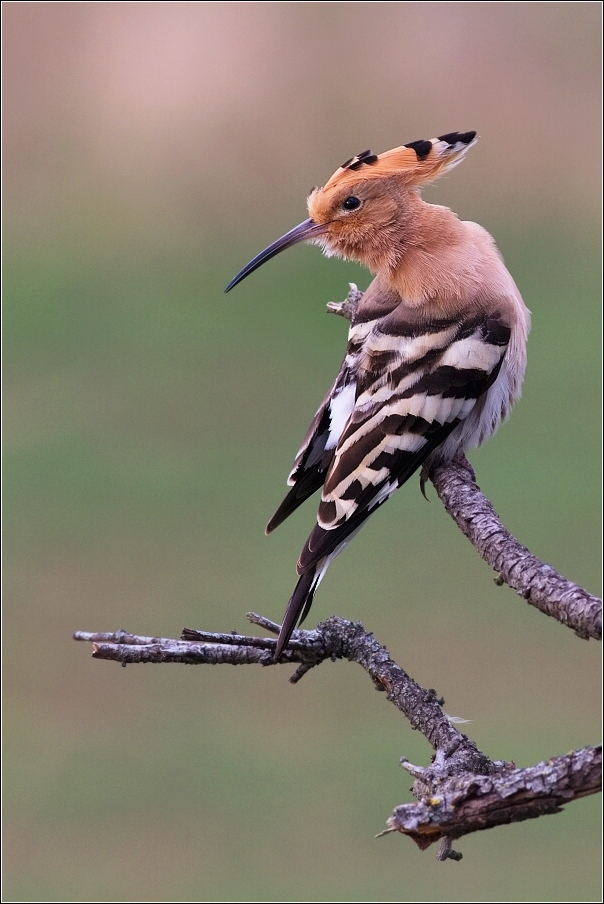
[342,196,362,211]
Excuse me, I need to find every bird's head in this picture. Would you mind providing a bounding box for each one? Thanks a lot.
[225,132,477,292]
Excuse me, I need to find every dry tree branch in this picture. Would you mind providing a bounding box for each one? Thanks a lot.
[73,283,601,859]
[74,613,601,859]
[430,460,601,640]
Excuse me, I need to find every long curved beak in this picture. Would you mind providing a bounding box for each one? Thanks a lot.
[224,218,326,293]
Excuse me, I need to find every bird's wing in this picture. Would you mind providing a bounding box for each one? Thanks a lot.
[266,363,356,533]
[274,305,512,658]
[297,308,512,574]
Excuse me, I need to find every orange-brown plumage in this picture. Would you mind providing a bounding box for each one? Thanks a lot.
[226,132,530,659]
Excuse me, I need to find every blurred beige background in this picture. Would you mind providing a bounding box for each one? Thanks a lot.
[3,3,601,902]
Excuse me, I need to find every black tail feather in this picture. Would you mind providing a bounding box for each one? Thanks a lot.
[274,567,317,659]
[266,469,326,535]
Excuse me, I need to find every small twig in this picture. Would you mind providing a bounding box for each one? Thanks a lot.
[73,629,177,646]
[245,612,282,633]
[326,282,363,320]
[436,836,463,862]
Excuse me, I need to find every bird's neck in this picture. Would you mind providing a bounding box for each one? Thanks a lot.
[384,200,479,307]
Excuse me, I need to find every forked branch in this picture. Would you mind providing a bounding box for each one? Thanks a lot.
[74,612,601,858]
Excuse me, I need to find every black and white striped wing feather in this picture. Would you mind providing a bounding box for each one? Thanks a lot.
[274,308,511,656]
[266,364,356,534]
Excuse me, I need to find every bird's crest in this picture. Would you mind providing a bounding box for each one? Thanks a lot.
[324,131,478,192]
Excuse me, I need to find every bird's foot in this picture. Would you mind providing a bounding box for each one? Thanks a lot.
[452,453,476,483]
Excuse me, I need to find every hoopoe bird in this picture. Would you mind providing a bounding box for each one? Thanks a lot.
[226,132,530,659]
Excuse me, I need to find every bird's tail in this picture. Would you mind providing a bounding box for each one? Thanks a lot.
[274,566,321,660]
[274,522,366,659]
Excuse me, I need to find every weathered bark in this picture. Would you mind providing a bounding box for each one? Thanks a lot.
[430,460,601,640]
[388,745,602,856]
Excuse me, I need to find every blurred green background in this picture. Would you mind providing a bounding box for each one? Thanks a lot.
[3,3,601,901]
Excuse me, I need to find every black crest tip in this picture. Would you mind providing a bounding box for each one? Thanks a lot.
[437,131,477,146]
[404,139,433,160]
[342,149,377,171]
